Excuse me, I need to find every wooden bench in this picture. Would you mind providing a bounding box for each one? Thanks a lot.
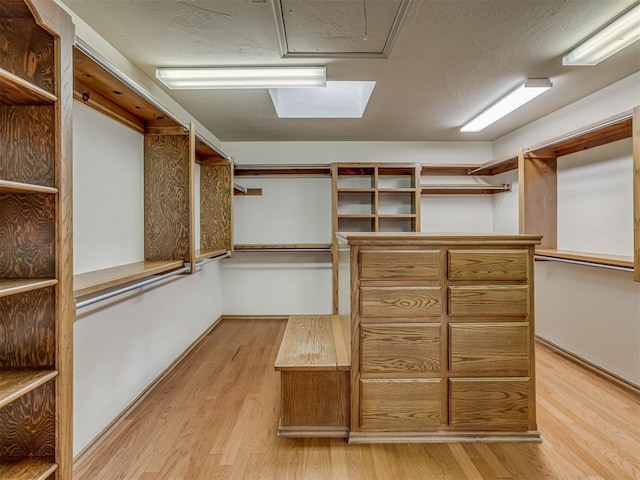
[274,315,351,438]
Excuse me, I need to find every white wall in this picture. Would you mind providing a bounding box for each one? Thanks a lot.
[222,141,494,315]
[492,72,640,385]
[73,104,224,456]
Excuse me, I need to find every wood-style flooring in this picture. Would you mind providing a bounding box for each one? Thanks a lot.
[74,319,640,480]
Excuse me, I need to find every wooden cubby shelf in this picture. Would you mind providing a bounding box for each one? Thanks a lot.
[73,260,185,299]
[535,249,634,269]
[0,369,58,409]
[421,183,511,194]
[0,180,58,195]
[0,279,58,299]
[0,67,57,106]
[0,458,57,480]
[336,187,376,193]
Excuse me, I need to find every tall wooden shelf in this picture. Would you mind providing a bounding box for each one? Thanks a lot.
[331,163,421,311]
[72,46,233,298]
[0,0,74,478]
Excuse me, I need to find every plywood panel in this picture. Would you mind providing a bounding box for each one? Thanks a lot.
[448,249,528,281]
[0,106,55,186]
[450,378,529,430]
[360,250,440,280]
[519,153,557,249]
[0,194,55,278]
[0,382,55,456]
[0,288,55,367]
[361,286,442,317]
[361,324,440,373]
[448,286,529,316]
[200,164,232,252]
[0,17,54,94]
[450,323,529,374]
[360,378,441,430]
[144,134,191,262]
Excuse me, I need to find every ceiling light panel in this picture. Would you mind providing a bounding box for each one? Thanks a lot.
[461,79,552,132]
[155,66,326,89]
[563,3,640,66]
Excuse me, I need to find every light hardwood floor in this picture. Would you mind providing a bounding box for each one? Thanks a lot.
[74,319,640,480]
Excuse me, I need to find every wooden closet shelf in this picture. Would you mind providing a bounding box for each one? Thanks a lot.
[0,458,57,480]
[535,249,634,269]
[0,67,57,106]
[0,180,58,195]
[195,249,228,262]
[337,188,376,193]
[421,164,486,175]
[73,260,185,299]
[234,244,332,251]
[421,183,511,194]
[337,214,376,219]
[377,214,417,218]
[0,370,58,409]
[234,164,331,176]
[468,152,520,176]
[0,279,58,299]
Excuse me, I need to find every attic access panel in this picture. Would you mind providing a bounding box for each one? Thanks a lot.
[273,0,412,57]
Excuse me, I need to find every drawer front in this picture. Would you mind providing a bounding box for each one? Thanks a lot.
[448,249,528,281]
[448,286,529,316]
[361,378,441,430]
[450,378,530,430]
[449,323,529,374]
[361,324,441,373]
[361,287,442,318]
[360,250,441,281]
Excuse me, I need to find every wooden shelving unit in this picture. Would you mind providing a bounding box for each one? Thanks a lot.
[421,183,511,195]
[535,249,634,270]
[195,138,233,258]
[331,163,421,311]
[0,0,74,478]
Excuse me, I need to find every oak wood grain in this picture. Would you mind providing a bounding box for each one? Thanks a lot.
[200,164,232,252]
[448,286,529,316]
[0,106,55,186]
[449,378,530,430]
[0,287,56,367]
[360,250,441,281]
[73,260,184,299]
[144,134,192,263]
[361,324,441,373]
[361,286,442,318]
[275,315,336,371]
[0,67,56,105]
[449,249,528,281]
[0,194,55,278]
[0,382,55,456]
[360,378,441,430]
[0,369,57,408]
[450,323,529,375]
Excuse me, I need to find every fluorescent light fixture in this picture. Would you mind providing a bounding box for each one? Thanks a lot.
[269,81,376,118]
[563,3,640,66]
[155,66,326,89]
[460,78,552,132]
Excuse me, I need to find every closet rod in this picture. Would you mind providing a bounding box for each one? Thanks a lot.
[75,265,190,309]
[467,153,518,175]
[524,112,633,154]
[534,255,634,273]
[196,251,232,269]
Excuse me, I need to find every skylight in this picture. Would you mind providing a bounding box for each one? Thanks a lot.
[268,81,376,118]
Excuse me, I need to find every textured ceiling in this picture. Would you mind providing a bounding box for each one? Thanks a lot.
[62,0,640,142]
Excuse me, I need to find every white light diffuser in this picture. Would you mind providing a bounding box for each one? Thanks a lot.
[155,66,326,89]
[269,81,376,118]
[460,79,552,132]
[563,3,640,66]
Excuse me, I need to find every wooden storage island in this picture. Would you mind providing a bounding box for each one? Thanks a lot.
[337,232,542,443]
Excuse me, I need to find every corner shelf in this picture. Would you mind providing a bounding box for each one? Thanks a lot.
[73,260,185,299]
[0,370,58,409]
[421,183,511,195]
[0,67,57,106]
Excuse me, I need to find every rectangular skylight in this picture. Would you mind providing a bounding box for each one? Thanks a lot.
[268,81,376,118]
